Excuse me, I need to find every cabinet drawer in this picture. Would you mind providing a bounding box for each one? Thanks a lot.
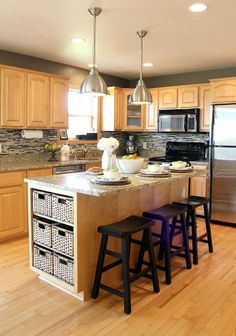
[27,168,52,178]
[0,171,25,187]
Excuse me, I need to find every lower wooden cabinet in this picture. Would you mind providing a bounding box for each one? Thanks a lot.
[26,168,52,178]
[0,171,27,242]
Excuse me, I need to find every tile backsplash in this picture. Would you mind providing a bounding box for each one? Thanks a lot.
[0,129,209,158]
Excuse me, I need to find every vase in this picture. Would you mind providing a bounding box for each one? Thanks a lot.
[102,150,113,170]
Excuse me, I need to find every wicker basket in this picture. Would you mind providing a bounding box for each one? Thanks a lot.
[52,224,74,256]
[33,190,52,217]
[54,254,74,285]
[33,245,53,274]
[33,218,54,247]
[52,194,74,224]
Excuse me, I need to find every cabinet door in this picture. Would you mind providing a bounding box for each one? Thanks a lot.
[211,79,236,103]
[50,77,69,128]
[101,87,123,131]
[0,171,27,242]
[159,88,178,109]
[146,88,158,130]
[199,84,211,132]
[26,168,52,178]
[27,73,49,128]
[1,67,26,127]
[123,89,145,130]
[178,86,199,108]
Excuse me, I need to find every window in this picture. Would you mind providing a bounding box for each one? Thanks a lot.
[67,88,98,139]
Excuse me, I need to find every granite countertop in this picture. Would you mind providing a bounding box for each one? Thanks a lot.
[0,154,101,172]
[25,171,196,197]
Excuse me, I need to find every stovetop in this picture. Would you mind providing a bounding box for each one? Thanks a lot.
[149,141,208,164]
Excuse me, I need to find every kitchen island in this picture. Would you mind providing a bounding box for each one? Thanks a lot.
[25,172,193,300]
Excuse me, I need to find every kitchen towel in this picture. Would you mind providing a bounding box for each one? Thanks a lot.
[21,130,43,139]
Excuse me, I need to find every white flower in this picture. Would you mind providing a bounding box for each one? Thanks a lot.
[97,137,119,151]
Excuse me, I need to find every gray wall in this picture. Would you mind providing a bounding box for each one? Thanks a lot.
[0,49,129,88]
[129,67,236,88]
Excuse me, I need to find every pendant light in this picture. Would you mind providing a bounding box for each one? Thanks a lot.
[129,31,152,104]
[80,7,107,96]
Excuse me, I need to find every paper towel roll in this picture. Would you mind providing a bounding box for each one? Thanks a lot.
[21,130,43,139]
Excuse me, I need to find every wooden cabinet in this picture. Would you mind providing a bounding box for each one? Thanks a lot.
[199,84,211,132]
[1,68,26,127]
[159,87,178,109]
[123,89,146,130]
[26,73,49,128]
[0,171,27,242]
[26,168,52,178]
[50,77,68,128]
[101,87,123,131]
[178,85,199,108]
[86,161,101,170]
[146,89,158,130]
[211,78,236,103]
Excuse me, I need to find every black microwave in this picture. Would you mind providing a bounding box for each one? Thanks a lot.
[158,108,199,133]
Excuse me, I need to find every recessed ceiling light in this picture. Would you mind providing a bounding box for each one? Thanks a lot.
[189,3,208,12]
[71,37,85,44]
[143,63,153,67]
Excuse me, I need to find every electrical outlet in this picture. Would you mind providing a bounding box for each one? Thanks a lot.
[181,187,186,199]
[0,144,2,154]
[143,142,147,149]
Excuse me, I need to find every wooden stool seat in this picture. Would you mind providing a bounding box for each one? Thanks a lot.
[92,216,160,314]
[142,204,192,285]
[98,216,153,237]
[173,195,213,265]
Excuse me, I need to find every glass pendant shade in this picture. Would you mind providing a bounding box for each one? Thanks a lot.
[80,7,107,96]
[130,31,152,105]
[129,79,152,104]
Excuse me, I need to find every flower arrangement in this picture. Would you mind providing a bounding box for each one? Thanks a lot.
[97,137,119,152]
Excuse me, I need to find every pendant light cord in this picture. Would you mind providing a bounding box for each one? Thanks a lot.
[140,35,143,81]
[93,13,96,70]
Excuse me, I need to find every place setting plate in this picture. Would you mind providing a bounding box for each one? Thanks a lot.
[137,169,171,178]
[90,176,131,186]
[169,166,193,173]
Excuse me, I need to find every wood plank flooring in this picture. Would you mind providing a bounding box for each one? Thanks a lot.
[0,222,236,336]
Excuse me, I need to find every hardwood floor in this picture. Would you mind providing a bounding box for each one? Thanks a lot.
[0,222,236,336]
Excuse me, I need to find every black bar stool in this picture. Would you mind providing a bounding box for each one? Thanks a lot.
[141,204,192,285]
[173,196,213,265]
[91,215,160,314]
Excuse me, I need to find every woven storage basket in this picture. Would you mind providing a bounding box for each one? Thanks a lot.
[52,194,74,224]
[33,218,54,247]
[33,245,53,274]
[54,254,74,285]
[52,224,74,256]
[33,190,52,217]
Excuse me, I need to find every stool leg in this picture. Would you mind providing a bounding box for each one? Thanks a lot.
[122,236,131,314]
[158,224,164,261]
[163,219,171,285]
[203,203,213,253]
[135,230,146,274]
[146,227,160,293]
[91,234,108,299]
[180,213,192,269]
[169,216,177,247]
[191,209,199,265]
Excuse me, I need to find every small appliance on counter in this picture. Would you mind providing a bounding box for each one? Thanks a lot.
[126,135,137,154]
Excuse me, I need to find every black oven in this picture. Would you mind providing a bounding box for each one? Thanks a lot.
[158,108,199,133]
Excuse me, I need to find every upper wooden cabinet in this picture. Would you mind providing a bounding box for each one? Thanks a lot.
[199,84,211,132]
[159,85,199,109]
[50,77,69,128]
[101,87,123,131]
[210,78,236,103]
[1,68,26,127]
[146,88,158,130]
[27,73,49,128]
[0,65,69,129]
[123,89,146,130]
[178,85,199,108]
[159,87,178,109]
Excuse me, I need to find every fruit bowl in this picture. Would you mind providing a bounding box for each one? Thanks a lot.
[44,144,62,162]
[117,156,144,174]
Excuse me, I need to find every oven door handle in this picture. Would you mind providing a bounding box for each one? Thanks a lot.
[54,169,82,175]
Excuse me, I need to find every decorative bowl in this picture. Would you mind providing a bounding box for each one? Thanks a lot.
[117,157,144,174]
[171,161,187,169]
[103,169,122,180]
[147,164,165,173]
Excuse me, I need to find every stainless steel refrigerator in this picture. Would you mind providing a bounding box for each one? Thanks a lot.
[210,104,236,226]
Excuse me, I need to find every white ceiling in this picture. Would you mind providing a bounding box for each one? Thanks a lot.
[0,0,236,79]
